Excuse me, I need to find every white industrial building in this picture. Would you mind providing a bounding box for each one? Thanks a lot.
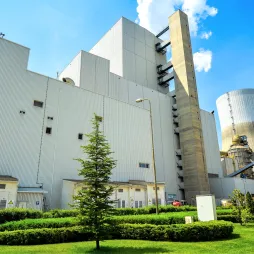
[0,11,243,210]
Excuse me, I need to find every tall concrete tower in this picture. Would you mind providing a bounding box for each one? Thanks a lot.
[169,11,210,202]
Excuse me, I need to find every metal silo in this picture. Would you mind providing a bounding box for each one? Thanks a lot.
[216,88,254,151]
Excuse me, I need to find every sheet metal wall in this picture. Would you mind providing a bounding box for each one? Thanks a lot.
[200,110,223,177]
[216,89,254,150]
[17,192,43,210]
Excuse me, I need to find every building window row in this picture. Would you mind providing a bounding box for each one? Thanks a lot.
[139,163,149,168]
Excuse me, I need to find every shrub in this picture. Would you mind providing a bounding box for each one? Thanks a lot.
[43,209,79,218]
[0,217,78,232]
[0,208,42,224]
[0,221,233,245]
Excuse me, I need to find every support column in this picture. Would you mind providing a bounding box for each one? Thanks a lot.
[169,10,210,203]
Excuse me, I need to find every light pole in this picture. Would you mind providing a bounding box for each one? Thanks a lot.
[136,98,159,215]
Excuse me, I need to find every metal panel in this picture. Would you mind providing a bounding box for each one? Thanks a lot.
[0,40,48,188]
[145,30,155,48]
[200,110,223,177]
[146,60,157,90]
[128,81,144,107]
[17,192,43,210]
[135,55,147,87]
[38,81,104,208]
[80,51,96,92]
[95,56,109,96]
[123,49,136,83]
[216,89,254,150]
[135,24,145,43]
[123,33,134,52]
[104,97,153,183]
[122,18,135,38]
[145,45,156,64]
[135,39,146,58]
[158,93,179,197]
[58,52,81,87]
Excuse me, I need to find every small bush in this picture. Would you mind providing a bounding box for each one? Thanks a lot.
[0,217,78,232]
[0,208,42,224]
[0,221,233,245]
[43,209,79,218]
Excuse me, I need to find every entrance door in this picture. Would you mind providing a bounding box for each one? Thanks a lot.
[0,192,7,209]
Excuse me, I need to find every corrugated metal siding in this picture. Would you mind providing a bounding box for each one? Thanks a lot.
[216,89,254,150]
[17,192,43,210]
[200,110,222,177]
[58,52,81,87]
[0,39,47,187]
[104,97,153,183]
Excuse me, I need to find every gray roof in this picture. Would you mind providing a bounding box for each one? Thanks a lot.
[0,175,18,182]
[18,187,48,194]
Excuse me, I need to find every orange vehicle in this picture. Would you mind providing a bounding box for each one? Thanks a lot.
[172,200,182,206]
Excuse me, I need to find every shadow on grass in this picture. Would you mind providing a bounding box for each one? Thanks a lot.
[75,246,171,253]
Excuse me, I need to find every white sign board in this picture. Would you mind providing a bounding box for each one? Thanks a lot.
[196,195,217,221]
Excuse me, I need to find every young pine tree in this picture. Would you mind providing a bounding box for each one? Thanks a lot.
[246,191,254,214]
[74,114,116,250]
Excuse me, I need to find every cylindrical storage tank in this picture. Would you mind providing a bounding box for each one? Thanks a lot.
[216,89,254,151]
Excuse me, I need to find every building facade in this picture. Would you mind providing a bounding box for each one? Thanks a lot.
[0,11,222,210]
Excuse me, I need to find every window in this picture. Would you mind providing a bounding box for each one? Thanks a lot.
[122,200,125,208]
[118,189,123,193]
[46,127,52,135]
[139,201,143,208]
[139,163,149,168]
[0,184,6,189]
[0,200,6,210]
[135,188,141,192]
[78,133,83,140]
[153,187,160,190]
[33,100,43,108]
[135,201,138,208]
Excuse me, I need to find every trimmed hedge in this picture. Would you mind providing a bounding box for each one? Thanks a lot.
[43,209,79,218]
[0,221,234,245]
[0,208,42,224]
[0,217,78,232]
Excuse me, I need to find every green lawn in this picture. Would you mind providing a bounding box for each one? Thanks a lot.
[0,223,253,254]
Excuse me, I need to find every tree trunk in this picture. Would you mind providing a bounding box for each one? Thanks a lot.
[96,239,100,249]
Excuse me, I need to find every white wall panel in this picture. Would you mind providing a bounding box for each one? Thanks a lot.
[146,60,157,90]
[39,81,104,208]
[135,40,146,58]
[122,18,135,37]
[123,49,136,82]
[95,56,109,96]
[0,40,48,189]
[135,55,147,87]
[128,81,144,107]
[142,88,164,182]
[123,34,134,52]
[135,25,145,43]
[104,98,153,183]
[159,93,179,196]
[58,52,81,87]
[145,45,156,64]
[200,110,222,177]
[109,73,129,103]
[80,51,96,92]
[145,30,155,48]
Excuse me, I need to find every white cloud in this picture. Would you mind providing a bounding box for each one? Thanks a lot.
[136,0,218,36]
[201,31,212,39]
[136,0,217,72]
[193,49,212,72]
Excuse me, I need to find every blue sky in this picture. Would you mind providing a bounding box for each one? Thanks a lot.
[1,0,253,147]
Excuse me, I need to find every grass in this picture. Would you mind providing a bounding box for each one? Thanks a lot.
[0,223,253,253]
